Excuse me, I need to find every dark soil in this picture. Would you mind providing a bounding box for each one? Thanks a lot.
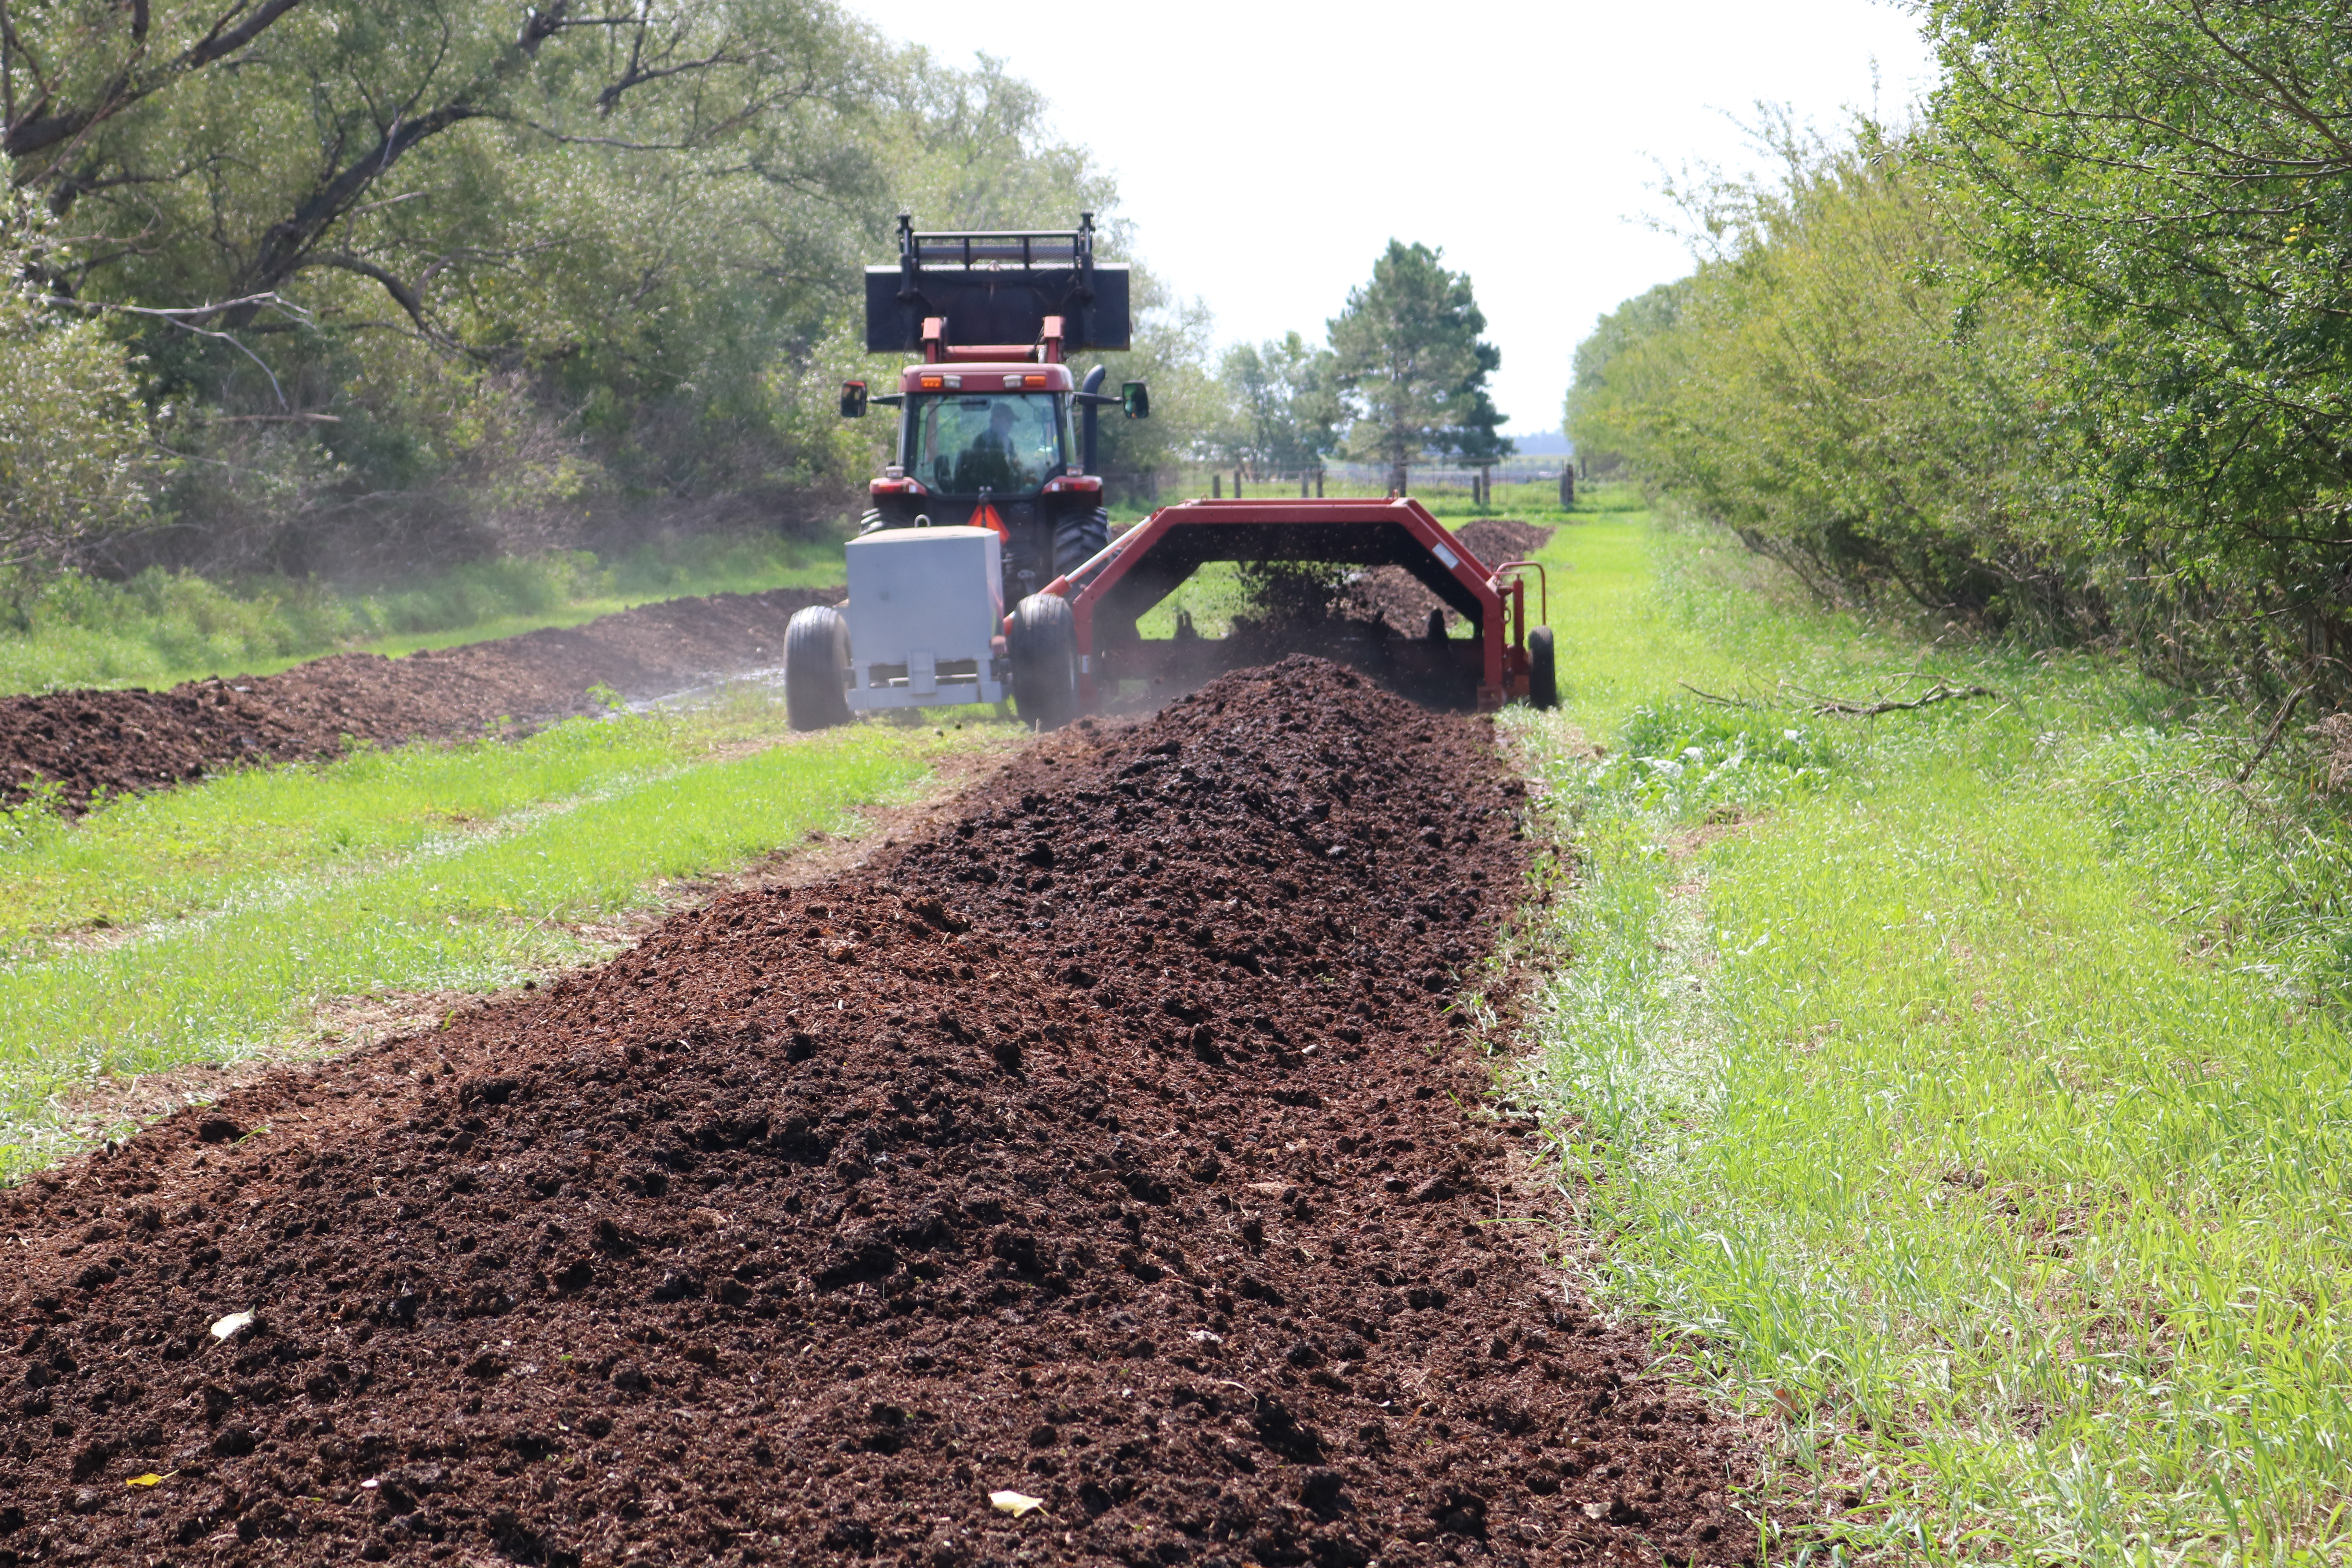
[0,588,843,814]
[0,657,1762,1566]
[1343,522,1556,635]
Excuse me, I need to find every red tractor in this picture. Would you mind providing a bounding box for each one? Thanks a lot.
[790,216,1553,731]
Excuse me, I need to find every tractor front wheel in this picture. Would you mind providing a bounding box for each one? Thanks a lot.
[1010,592,1079,731]
[1528,625,1558,710]
[785,605,852,731]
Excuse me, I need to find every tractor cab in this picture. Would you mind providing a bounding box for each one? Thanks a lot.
[858,362,1104,604]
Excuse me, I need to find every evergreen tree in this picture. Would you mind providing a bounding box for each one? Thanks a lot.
[1328,241,1510,490]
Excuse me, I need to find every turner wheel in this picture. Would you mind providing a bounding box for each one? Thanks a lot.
[785,605,852,731]
[1528,625,1558,710]
[1010,592,1079,731]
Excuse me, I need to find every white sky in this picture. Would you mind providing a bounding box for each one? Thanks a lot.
[848,0,1940,443]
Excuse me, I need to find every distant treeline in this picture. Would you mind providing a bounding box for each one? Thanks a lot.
[0,2,1201,583]
[1567,2,2352,716]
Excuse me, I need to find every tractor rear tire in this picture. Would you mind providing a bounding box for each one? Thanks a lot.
[1528,625,1558,710]
[1053,509,1110,577]
[1010,592,1079,731]
[785,605,852,731]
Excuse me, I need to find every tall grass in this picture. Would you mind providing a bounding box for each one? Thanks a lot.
[1504,494,2352,1563]
[0,531,846,696]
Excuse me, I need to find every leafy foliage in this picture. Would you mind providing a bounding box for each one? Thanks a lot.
[1919,0,2352,701]
[0,179,156,572]
[1568,128,2059,626]
[1574,14,2352,713]
[0,4,1182,574]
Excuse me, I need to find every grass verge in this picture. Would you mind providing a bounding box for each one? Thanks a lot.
[0,692,1020,1178]
[1503,492,2352,1564]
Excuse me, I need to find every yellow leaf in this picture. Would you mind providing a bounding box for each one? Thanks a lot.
[125,1474,165,1488]
[988,1490,1047,1518]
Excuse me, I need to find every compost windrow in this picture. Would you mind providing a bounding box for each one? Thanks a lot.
[0,656,1761,1567]
[0,586,840,813]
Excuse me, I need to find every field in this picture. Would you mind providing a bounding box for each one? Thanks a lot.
[0,657,1768,1568]
[0,486,2339,1564]
[1509,495,2352,1563]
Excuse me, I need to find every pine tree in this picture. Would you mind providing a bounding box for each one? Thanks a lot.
[1328,241,1511,491]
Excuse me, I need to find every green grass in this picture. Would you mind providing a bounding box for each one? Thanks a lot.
[1502,490,2352,1564]
[0,530,848,696]
[0,692,1016,1176]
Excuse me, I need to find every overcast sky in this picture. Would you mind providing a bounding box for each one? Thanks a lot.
[847,0,1940,443]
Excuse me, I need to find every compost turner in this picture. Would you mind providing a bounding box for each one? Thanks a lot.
[1015,494,1555,724]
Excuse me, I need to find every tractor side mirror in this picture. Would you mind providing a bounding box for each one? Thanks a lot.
[839,380,869,419]
[1121,381,1150,420]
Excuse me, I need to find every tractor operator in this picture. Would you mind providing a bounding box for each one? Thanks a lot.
[955,401,1025,492]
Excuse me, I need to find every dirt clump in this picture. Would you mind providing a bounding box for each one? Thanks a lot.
[0,586,841,814]
[0,656,1761,1566]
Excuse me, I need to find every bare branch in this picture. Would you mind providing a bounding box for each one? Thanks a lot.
[1798,681,1998,717]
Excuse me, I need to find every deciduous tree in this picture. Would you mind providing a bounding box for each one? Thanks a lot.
[1210,331,1341,478]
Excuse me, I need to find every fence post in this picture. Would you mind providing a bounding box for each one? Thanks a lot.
[1299,474,1308,499]
[1315,467,1325,498]
[1559,466,1575,507]
[1212,472,1221,499]
[1234,470,1244,500]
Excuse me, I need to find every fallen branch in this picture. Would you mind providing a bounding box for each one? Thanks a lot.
[56,292,313,409]
[1679,678,1999,717]
[1800,681,1997,717]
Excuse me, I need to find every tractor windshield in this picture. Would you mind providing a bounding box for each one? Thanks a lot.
[904,394,1067,494]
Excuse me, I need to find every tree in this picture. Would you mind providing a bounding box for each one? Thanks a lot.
[1328,241,1509,490]
[1564,280,1687,477]
[1563,130,2049,625]
[1210,331,1341,477]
